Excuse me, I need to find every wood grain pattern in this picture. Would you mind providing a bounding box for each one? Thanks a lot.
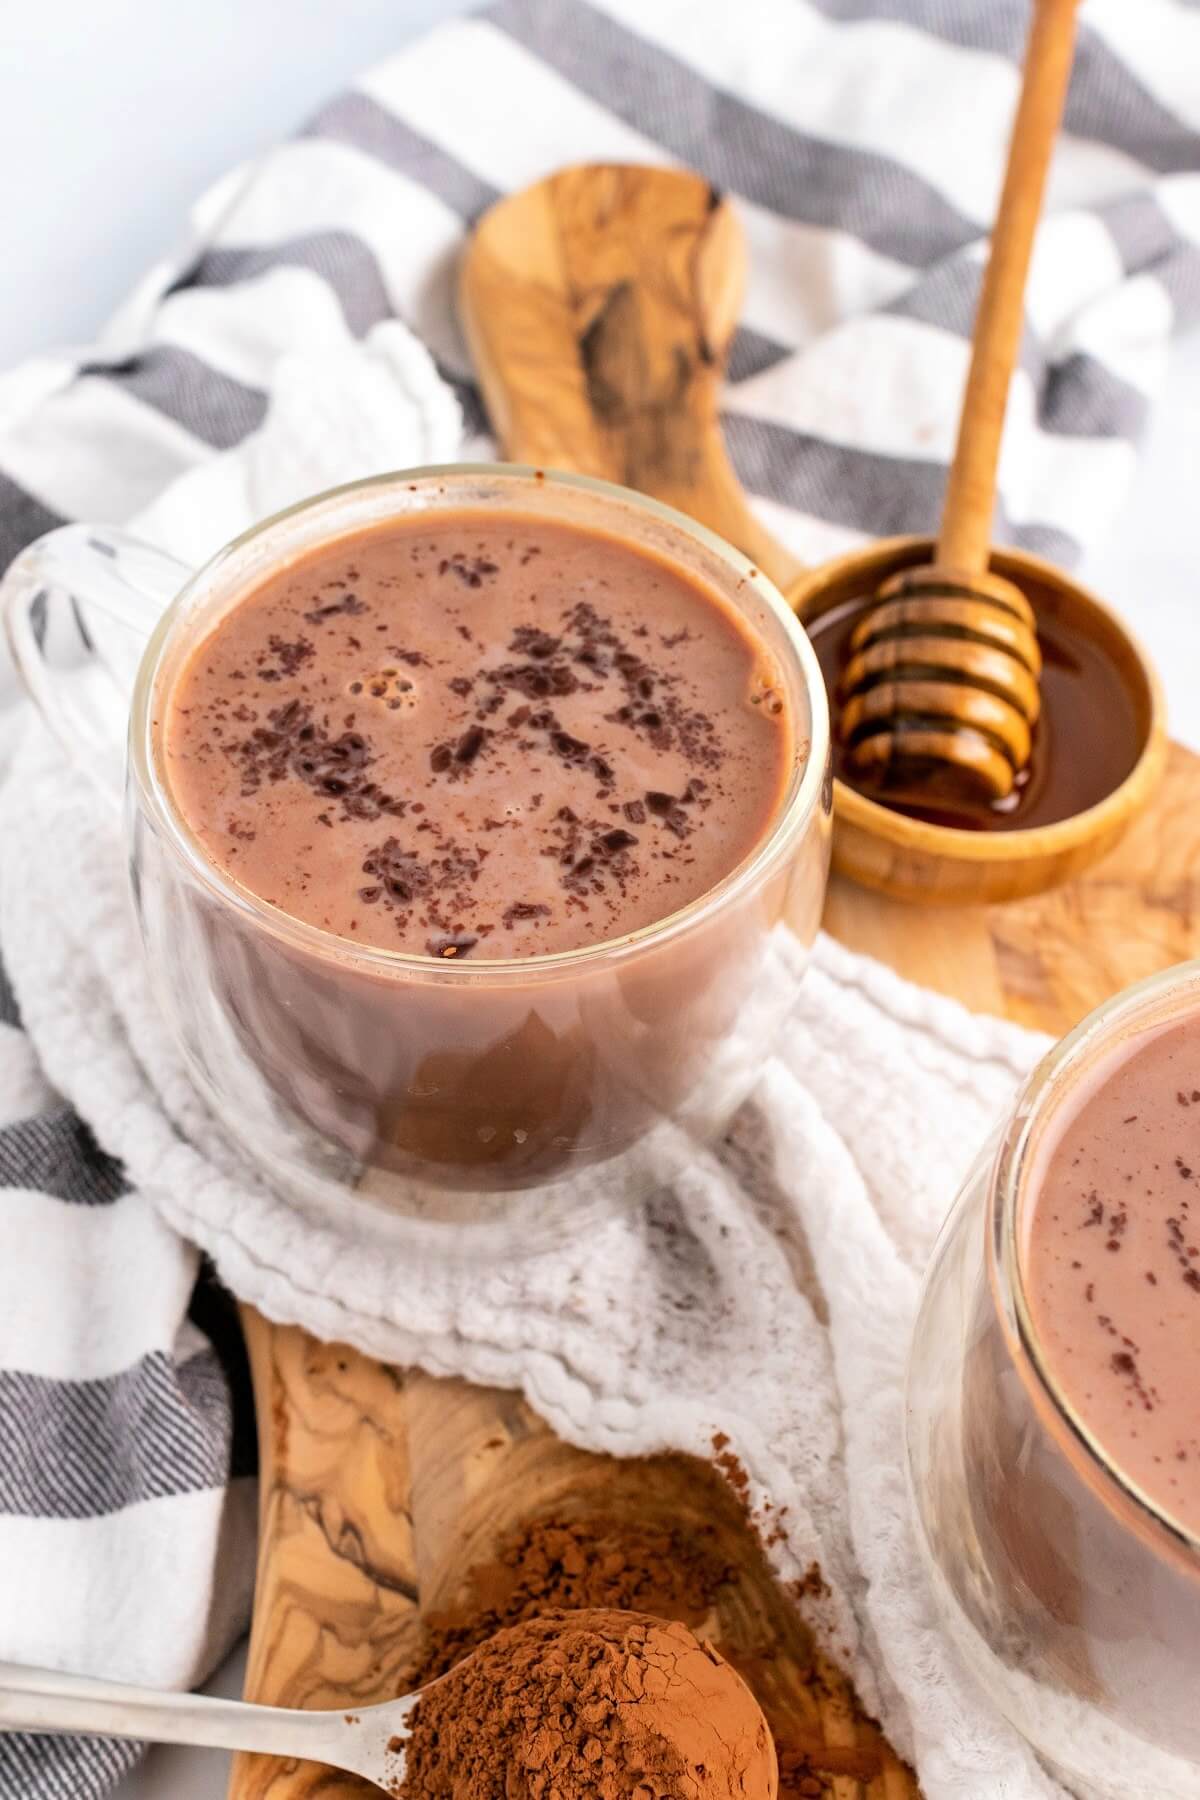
[824,739,1200,1035]
[228,1319,423,1798]
[459,163,803,595]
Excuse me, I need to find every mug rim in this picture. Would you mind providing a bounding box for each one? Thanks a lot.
[990,956,1200,1556]
[128,462,830,978]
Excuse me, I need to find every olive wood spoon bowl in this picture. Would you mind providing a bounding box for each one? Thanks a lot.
[459,160,803,596]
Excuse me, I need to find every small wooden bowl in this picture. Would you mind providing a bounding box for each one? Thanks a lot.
[790,537,1167,905]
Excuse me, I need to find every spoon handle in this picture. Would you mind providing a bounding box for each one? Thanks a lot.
[0,1662,356,1770]
[937,0,1078,576]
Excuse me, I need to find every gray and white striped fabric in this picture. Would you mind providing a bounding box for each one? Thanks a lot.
[0,949,257,1800]
[1,3,1198,1796]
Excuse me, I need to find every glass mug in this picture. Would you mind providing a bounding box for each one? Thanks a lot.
[2,466,832,1244]
[906,960,1200,1798]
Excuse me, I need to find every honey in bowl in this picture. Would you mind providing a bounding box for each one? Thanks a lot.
[806,583,1147,834]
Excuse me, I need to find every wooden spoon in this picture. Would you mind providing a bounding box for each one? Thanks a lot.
[838,0,1078,805]
[458,161,802,594]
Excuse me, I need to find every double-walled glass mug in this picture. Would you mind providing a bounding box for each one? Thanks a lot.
[1,466,832,1245]
[906,961,1200,1798]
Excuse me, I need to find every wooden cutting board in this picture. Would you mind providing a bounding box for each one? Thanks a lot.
[225,740,1200,1800]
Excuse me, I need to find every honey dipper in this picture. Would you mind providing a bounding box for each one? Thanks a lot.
[838,0,1078,805]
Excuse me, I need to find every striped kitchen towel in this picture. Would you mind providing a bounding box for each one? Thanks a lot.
[0,955,258,1798]
[1,4,1198,1798]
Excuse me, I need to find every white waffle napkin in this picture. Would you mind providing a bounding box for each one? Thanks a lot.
[0,316,1079,1798]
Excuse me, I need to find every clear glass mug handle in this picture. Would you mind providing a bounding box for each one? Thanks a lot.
[1,524,192,805]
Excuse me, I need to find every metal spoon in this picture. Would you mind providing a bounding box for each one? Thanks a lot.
[0,1660,420,1792]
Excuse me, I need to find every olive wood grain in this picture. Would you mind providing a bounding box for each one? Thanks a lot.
[228,1322,423,1799]
[459,162,803,596]
[823,739,1200,1034]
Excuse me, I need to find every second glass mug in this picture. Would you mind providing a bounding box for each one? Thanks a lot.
[2,466,832,1240]
[907,959,1200,1798]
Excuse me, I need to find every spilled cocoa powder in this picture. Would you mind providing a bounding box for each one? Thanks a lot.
[409,1517,735,1683]
[396,1609,776,1800]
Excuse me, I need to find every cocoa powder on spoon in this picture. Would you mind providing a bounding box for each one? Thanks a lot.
[396,1608,777,1800]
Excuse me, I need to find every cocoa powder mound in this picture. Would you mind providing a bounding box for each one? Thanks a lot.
[412,1517,735,1683]
[397,1608,776,1800]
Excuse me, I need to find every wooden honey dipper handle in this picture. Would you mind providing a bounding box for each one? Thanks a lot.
[938,0,1079,576]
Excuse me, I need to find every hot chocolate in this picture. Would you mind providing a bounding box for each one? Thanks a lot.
[1023,1012,1200,1536]
[162,512,792,958]
[907,976,1200,1795]
[133,472,825,1207]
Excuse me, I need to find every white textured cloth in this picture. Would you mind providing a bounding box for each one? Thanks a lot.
[4,3,1200,1796]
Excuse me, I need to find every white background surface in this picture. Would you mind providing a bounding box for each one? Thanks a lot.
[1,4,1198,1797]
[1,0,1197,759]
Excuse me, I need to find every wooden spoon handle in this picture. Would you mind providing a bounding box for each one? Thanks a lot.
[937,0,1078,575]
